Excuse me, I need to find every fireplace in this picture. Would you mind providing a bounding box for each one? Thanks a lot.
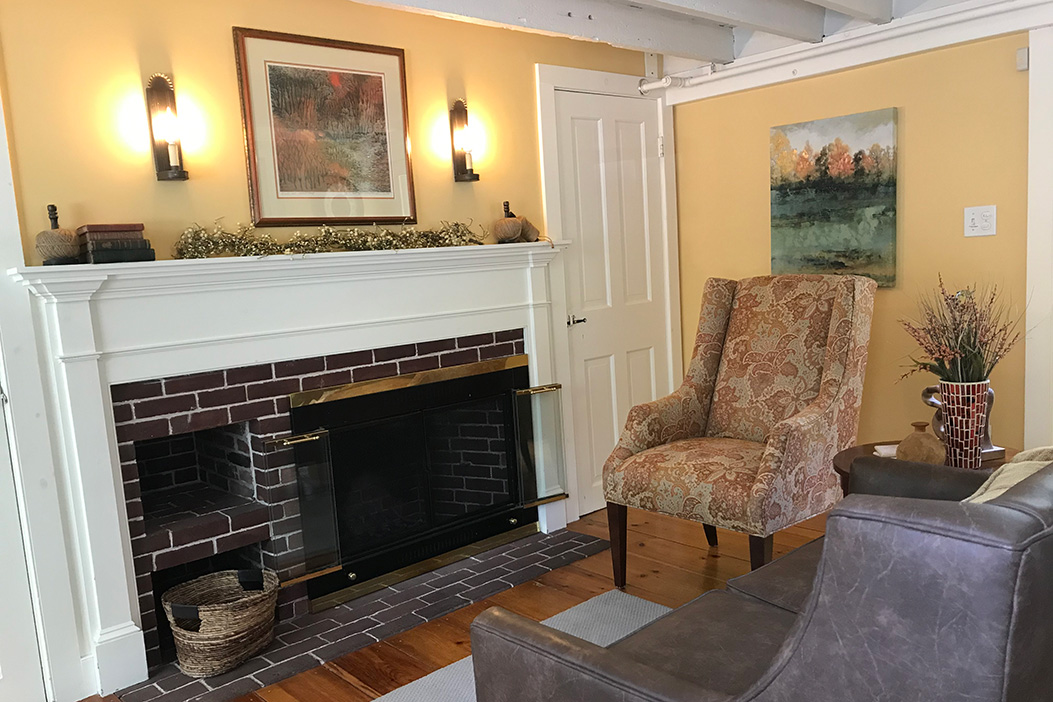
[11,241,571,696]
[285,356,546,603]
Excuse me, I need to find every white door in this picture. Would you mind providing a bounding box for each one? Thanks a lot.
[555,90,673,516]
[0,387,47,702]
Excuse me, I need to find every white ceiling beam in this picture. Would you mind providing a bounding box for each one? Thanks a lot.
[618,0,826,43]
[803,0,893,23]
[353,0,735,62]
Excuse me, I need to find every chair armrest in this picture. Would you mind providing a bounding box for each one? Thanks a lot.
[471,608,732,702]
[849,455,990,501]
[746,494,1042,700]
[603,384,704,468]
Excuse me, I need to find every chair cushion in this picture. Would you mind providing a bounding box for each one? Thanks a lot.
[727,537,824,613]
[706,275,843,443]
[610,590,798,696]
[604,437,767,533]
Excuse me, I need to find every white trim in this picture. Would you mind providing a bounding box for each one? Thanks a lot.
[1026,27,1053,448]
[0,71,92,701]
[535,64,683,524]
[665,0,1053,105]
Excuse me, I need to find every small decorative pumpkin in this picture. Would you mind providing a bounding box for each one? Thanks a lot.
[35,204,79,264]
[494,201,546,244]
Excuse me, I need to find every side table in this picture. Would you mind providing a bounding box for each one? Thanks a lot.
[832,442,1017,495]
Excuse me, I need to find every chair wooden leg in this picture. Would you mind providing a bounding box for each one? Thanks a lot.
[749,534,773,570]
[703,523,718,548]
[607,502,628,588]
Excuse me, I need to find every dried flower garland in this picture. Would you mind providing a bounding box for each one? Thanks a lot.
[174,220,485,259]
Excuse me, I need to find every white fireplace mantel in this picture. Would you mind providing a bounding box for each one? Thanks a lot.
[8,241,574,697]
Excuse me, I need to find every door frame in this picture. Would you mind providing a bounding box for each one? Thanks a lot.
[1026,26,1053,449]
[535,64,683,523]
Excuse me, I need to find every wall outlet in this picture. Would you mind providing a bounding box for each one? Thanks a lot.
[964,205,996,237]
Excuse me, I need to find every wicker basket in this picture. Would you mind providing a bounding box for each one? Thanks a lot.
[161,569,279,678]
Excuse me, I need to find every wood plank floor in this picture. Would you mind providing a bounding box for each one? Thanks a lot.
[86,509,826,702]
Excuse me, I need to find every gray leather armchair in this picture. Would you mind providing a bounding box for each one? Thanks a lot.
[471,457,1053,701]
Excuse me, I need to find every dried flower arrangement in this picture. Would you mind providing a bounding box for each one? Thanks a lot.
[900,276,1020,383]
[173,220,484,259]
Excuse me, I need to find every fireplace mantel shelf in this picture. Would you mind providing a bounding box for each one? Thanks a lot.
[9,241,566,301]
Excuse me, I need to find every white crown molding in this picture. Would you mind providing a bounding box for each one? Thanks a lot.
[665,0,1053,105]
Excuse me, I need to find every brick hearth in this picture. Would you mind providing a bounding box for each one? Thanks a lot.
[111,330,525,668]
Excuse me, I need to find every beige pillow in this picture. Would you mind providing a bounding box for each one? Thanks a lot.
[964,449,1053,504]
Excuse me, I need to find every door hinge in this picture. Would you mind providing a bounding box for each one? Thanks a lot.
[658,135,665,158]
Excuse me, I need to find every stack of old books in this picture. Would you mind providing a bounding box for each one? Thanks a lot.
[77,223,156,264]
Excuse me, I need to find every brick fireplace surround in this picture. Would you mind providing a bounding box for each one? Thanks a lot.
[114,330,526,668]
[11,243,573,699]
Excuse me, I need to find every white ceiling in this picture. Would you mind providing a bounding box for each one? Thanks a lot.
[353,0,979,65]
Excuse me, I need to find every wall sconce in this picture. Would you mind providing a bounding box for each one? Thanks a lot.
[145,73,189,181]
[450,99,479,182]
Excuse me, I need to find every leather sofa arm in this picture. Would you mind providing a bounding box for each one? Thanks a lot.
[849,455,989,501]
[471,608,732,702]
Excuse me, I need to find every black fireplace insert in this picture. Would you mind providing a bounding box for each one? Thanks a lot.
[282,355,559,602]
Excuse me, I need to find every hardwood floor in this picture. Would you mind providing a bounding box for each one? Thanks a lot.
[89,508,826,702]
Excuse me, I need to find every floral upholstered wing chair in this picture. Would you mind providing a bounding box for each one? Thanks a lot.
[603,274,876,575]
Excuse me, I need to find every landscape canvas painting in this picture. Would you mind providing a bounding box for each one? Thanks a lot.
[267,64,392,196]
[770,108,897,287]
[235,28,416,226]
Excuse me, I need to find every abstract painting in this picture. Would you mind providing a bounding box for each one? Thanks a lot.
[770,108,897,286]
[235,28,416,226]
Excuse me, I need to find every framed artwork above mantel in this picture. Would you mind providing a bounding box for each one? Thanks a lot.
[233,27,416,226]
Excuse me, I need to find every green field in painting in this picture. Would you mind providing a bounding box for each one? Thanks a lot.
[771,181,896,287]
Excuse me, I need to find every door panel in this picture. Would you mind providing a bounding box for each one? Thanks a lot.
[556,90,672,517]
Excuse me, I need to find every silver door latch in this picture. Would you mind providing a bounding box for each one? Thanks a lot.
[567,315,588,326]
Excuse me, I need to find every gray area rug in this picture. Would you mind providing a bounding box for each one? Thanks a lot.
[376,589,671,702]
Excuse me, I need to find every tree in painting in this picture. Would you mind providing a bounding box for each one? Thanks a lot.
[770,108,897,287]
[267,64,392,195]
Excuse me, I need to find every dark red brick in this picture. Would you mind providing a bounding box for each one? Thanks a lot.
[479,342,516,360]
[117,442,136,462]
[274,395,292,413]
[399,356,440,374]
[133,554,152,575]
[126,500,144,520]
[271,516,301,537]
[123,480,141,500]
[263,447,295,470]
[111,381,163,402]
[416,338,456,355]
[169,408,230,434]
[352,363,398,382]
[223,503,270,530]
[216,524,271,554]
[246,378,301,400]
[154,541,216,570]
[134,394,198,418]
[439,349,480,367]
[120,461,139,481]
[169,513,229,547]
[198,386,248,408]
[133,530,172,556]
[374,343,417,362]
[300,370,352,391]
[257,483,298,503]
[255,415,291,434]
[226,364,273,385]
[112,403,133,423]
[128,519,146,538]
[275,357,325,377]
[229,399,277,423]
[164,372,226,394]
[457,333,494,348]
[325,350,373,370]
[115,418,170,443]
[495,329,524,343]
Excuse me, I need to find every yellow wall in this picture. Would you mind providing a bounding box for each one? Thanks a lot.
[674,34,1029,448]
[0,0,641,263]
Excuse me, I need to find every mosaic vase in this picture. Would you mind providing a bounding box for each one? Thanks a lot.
[938,380,990,470]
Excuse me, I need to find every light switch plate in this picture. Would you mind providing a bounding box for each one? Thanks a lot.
[964,205,997,237]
